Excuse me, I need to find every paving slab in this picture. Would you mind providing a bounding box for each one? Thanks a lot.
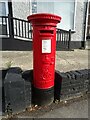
[0,49,89,72]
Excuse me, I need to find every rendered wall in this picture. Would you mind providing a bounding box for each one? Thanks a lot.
[71,0,87,42]
[12,0,32,20]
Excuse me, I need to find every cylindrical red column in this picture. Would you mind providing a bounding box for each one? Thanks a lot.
[27,13,61,105]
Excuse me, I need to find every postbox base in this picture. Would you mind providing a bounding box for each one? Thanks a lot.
[32,86,54,106]
[22,69,62,105]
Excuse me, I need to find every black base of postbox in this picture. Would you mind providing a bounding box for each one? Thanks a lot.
[32,70,62,106]
[22,69,62,106]
[32,86,54,106]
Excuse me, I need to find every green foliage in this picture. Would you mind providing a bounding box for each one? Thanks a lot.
[6,61,13,68]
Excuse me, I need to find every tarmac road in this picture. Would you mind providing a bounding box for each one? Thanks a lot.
[38,99,88,118]
[16,95,89,119]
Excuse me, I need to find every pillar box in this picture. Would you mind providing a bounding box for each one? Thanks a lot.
[27,13,61,105]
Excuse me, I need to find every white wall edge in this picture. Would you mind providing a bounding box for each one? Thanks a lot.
[85,0,89,41]
[73,0,77,31]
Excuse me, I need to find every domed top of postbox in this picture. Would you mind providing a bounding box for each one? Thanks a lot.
[27,13,61,26]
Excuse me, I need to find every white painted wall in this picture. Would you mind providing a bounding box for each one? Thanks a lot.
[72,0,88,41]
[12,0,32,20]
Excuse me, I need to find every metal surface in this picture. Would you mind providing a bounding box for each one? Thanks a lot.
[27,13,61,89]
[0,16,32,40]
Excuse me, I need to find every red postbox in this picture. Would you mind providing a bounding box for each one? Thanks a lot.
[27,13,61,105]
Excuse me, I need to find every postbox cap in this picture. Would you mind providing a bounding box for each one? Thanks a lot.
[27,13,61,26]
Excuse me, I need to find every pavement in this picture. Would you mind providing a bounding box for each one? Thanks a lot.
[0,49,89,72]
[0,49,89,119]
